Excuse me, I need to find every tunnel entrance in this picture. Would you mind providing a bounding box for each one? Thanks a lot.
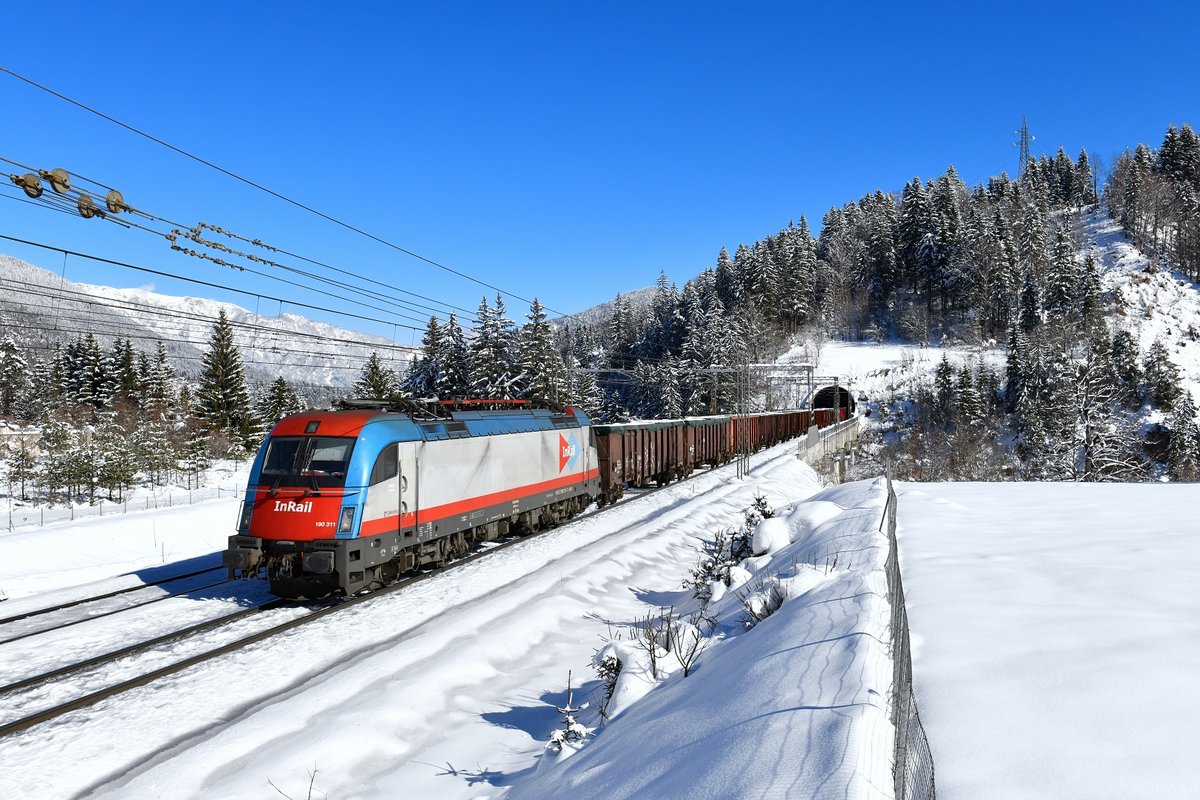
[813,385,855,416]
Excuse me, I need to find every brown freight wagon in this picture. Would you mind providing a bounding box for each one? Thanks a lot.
[593,409,833,505]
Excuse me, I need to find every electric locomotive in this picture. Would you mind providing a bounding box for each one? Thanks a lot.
[224,403,600,598]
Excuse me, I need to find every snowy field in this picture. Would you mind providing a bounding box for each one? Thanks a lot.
[896,481,1200,799]
[0,443,902,800]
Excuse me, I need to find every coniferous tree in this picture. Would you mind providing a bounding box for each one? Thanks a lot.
[441,313,471,398]
[145,341,176,409]
[956,364,984,428]
[1045,228,1077,320]
[196,310,256,445]
[259,376,304,425]
[406,316,445,397]
[1110,329,1142,406]
[469,294,520,399]
[1142,338,1182,409]
[933,355,955,424]
[1165,390,1200,481]
[519,298,567,403]
[0,333,28,418]
[111,338,139,406]
[354,351,399,399]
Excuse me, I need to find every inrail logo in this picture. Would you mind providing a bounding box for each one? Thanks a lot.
[273,500,314,513]
[559,434,580,472]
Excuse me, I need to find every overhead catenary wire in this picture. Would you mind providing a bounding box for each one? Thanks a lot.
[0,234,431,335]
[0,66,567,317]
[0,280,416,361]
[2,165,480,326]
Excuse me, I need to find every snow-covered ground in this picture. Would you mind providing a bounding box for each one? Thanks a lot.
[0,442,901,800]
[4,442,1200,798]
[897,481,1200,799]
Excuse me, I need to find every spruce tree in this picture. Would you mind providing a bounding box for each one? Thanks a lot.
[1165,390,1200,481]
[196,309,256,444]
[405,316,446,397]
[519,298,567,404]
[259,376,304,425]
[354,351,399,399]
[1142,338,1182,409]
[469,294,520,399]
[0,333,29,418]
[441,313,471,398]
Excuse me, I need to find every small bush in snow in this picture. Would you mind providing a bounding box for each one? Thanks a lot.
[547,671,591,754]
[683,528,738,601]
[593,652,622,723]
[668,610,715,678]
[746,493,776,526]
[266,767,326,800]
[736,576,789,628]
[631,607,674,679]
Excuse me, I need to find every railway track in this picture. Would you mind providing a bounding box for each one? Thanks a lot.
[0,471,698,739]
[0,568,233,645]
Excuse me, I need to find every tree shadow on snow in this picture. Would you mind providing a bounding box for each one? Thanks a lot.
[630,585,689,607]
[466,681,608,787]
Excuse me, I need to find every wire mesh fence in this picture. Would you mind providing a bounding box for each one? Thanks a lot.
[1,484,243,532]
[882,472,936,800]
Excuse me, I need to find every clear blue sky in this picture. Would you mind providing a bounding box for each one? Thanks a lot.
[1,1,1196,344]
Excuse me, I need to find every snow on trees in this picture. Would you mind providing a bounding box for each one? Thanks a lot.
[196,310,256,448]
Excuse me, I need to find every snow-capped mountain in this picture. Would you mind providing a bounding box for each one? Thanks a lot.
[0,254,407,392]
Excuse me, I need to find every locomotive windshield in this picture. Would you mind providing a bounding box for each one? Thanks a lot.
[261,436,354,488]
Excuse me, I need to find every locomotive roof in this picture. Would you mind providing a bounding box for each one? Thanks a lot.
[271,407,589,441]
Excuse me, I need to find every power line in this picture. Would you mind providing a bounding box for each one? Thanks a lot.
[0,279,411,366]
[0,66,566,316]
[0,233,430,334]
[2,167,479,325]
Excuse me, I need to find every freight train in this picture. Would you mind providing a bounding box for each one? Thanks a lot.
[224,401,848,599]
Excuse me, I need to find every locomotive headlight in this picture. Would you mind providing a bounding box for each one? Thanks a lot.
[338,506,356,533]
[237,501,253,533]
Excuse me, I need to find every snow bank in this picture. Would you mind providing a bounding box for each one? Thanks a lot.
[510,478,895,800]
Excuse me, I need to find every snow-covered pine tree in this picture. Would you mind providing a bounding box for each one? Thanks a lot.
[95,412,136,502]
[354,351,400,400]
[956,364,984,428]
[519,298,567,404]
[196,310,256,445]
[1044,227,1078,320]
[405,316,446,397]
[146,341,177,409]
[259,376,304,425]
[0,332,29,418]
[1142,338,1182,410]
[654,356,684,419]
[933,355,955,425]
[111,338,139,407]
[469,294,520,399]
[1110,329,1142,406]
[1165,389,1200,481]
[4,435,36,501]
[440,313,471,399]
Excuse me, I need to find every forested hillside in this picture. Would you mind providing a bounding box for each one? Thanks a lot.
[562,124,1200,482]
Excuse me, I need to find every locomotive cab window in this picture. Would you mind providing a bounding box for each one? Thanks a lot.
[369,445,399,486]
[261,436,355,488]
